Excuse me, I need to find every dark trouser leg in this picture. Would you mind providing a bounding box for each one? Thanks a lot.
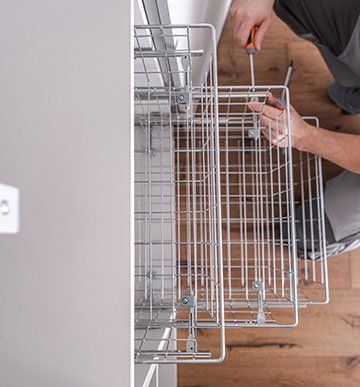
[317,46,360,88]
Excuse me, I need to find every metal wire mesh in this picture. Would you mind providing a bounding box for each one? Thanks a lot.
[134,24,225,364]
[133,23,329,365]
[217,86,298,327]
[216,88,329,328]
[295,117,329,305]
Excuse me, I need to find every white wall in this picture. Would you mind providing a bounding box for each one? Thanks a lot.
[167,0,231,41]
[0,1,132,386]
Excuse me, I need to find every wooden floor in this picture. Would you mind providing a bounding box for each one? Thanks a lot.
[178,9,360,387]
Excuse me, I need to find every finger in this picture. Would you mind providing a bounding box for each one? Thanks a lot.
[236,19,255,48]
[266,92,278,107]
[261,124,280,146]
[233,14,241,40]
[259,114,275,129]
[273,135,288,148]
[248,102,262,112]
[254,17,271,51]
[262,129,280,146]
[267,123,288,147]
[249,103,286,129]
[261,127,271,142]
[229,4,237,17]
[261,119,283,142]
[260,104,284,120]
[259,116,287,142]
[248,102,283,119]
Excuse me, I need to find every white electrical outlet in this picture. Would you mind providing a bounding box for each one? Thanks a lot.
[0,183,19,234]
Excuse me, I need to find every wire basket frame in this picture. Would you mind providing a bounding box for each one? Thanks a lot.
[133,22,330,365]
[295,117,329,305]
[217,86,298,327]
[134,24,225,364]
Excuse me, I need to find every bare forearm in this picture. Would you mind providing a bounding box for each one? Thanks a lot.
[249,95,360,173]
[299,124,360,173]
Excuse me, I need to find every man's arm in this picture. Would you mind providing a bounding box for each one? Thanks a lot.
[249,94,360,173]
[299,125,360,174]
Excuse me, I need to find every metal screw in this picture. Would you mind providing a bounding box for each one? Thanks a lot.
[0,200,10,216]
[249,130,255,137]
[253,283,259,289]
[182,296,189,305]
[178,94,184,102]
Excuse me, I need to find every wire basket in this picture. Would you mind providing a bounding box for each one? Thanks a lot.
[134,24,225,364]
[217,86,298,327]
[294,117,329,305]
[133,23,329,365]
[217,87,329,328]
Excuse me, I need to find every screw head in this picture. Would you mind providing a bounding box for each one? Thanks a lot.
[178,94,184,101]
[0,200,10,216]
[253,283,259,289]
[182,296,189,305]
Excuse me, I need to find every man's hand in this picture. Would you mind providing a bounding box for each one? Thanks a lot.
[249,93,310,149]
[249,93,360,173]
[230,0,274,51]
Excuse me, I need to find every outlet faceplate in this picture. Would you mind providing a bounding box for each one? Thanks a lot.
[0,183,19,234]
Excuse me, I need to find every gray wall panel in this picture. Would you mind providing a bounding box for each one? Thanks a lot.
[0,1,131,386]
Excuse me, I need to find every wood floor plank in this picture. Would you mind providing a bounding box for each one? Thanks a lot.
[179,355,360,387]
[328,254,352,290]
[179,290,360,358]
[350,249,360,289]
